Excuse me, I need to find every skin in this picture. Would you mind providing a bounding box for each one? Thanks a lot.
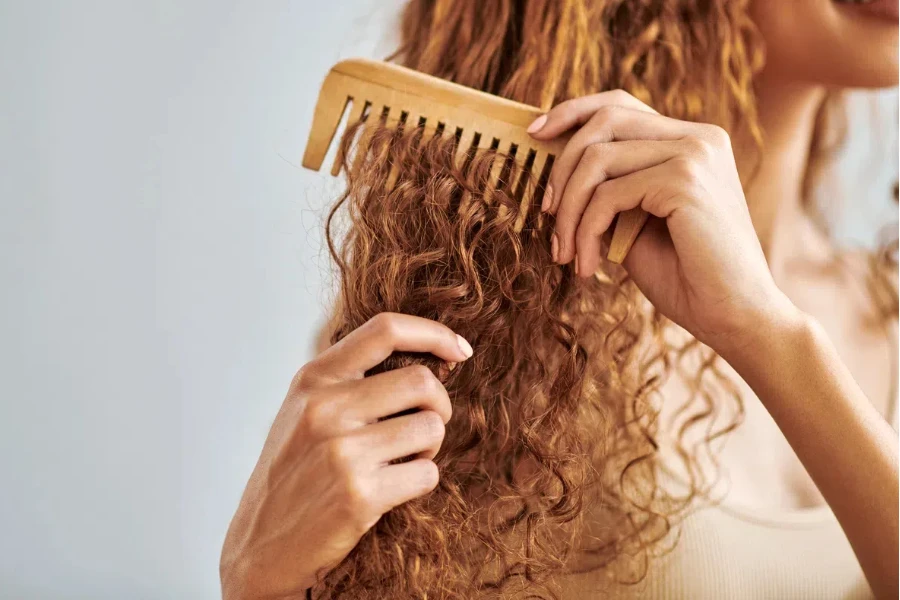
[221,1,899,598]
[219,313,472,597]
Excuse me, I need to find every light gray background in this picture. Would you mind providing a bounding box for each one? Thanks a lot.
[0,2,896,599]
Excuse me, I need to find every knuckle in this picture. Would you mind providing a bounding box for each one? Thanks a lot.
[609,89,633,104]
[590,181,611,203]
[583,142,608,163]
[593,104,618,123]
[667,158,707,200]
[418,461,440,491]
[298,393,329,433]
[417,410,446,441]
[683,135,712,160]
[291,363,317,390]
[406,364,439,395]
[340,475,379,526]
[670,156,702,181]
[705,124,731,146]
[324,437,356,471]
[368,312,400,341]
[343,474,373,510]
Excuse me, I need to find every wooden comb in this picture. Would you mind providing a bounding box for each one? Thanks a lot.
[301,58,648,264]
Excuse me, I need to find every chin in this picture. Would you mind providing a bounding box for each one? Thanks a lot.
[751,0,899,89]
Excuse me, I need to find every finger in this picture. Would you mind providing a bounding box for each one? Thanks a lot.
[571,161,687,275]
[547,108,701,214]
[310,313,473,381]
[527,90,658,141]
[552,140,684,263]
[300,364,452,438]
[375,458,439,510]
[351,409,446,463]
[345,364,453,425]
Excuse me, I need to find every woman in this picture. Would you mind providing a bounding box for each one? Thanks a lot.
[221,0,899,598]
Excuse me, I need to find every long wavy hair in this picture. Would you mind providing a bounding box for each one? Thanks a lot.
[311,1,898,598]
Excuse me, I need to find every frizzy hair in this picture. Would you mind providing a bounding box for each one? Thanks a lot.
[309,1,891,598]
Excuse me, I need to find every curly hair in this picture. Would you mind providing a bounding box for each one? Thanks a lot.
[309,1,896,598]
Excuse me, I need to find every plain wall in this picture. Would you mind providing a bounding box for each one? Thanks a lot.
[0,1,400,598]
[0,2,896,599]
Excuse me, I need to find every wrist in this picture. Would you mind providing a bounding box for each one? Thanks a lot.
[221,554,316,600]
[711,288,810,367]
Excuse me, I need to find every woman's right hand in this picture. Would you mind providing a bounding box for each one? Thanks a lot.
[220,313,473,599]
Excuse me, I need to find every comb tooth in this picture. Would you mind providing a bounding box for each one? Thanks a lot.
[488,142,510,211]
[404,111,430,159]
[453,129,475,168]
[414,119,445,162]
[608,208,650,264]
[330,98,368,176]
[468,132,494,175]
[302,95,350,171]
[403,111,425,150]
[349,107,380,176]
[302,68,354,171]
[511,149,539,233]
[454,131,485,215]
[421,119,446,146]
[483,138,510,210]
[529,151,549,205]
[372,106,397,190]
[383,105,402,128]
[378,106,400,185]
[409,112,429,153]
[487,140,513,194]
[407,111,424,131]
[507,150,548,233]
[385,110,420,191]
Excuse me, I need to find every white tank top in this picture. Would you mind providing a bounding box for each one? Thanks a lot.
[559,501,875,599]
[558,339,898,599]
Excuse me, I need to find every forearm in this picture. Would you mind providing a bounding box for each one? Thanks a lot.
[720,307,899,599]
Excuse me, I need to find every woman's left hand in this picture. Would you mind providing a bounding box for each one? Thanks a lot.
[527,91,798,356]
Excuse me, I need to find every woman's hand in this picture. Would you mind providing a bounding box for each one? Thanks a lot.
[527,91,798,355]
[220,313,473,599]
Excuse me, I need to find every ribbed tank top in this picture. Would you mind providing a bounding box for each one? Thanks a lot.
[560,500,876,599]
[559,332,898,599]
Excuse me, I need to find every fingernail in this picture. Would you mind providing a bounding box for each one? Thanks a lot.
[551,233,559,262]
[541,183,553,212]
[526,114,547,134]
[574,255,580,276]
[456,334,473,358]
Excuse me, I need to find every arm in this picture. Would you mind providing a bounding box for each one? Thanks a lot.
[527,90,900,598]
[721,307,899,599]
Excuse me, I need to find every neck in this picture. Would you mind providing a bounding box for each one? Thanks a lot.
[735,75,829,276]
